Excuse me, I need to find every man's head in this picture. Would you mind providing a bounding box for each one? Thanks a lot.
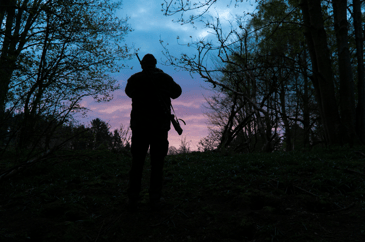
[141,54,157,70]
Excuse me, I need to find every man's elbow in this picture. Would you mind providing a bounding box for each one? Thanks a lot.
[171,87,182,99]
[125,88,133,98]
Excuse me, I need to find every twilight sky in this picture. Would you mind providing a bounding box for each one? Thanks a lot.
[78,0,255,150]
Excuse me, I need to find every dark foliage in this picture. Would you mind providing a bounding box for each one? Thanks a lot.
[0,148,364,241]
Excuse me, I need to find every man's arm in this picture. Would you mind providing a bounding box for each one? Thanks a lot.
[169,80,182,99]
[158,73,182,99]
[125,75,136,98]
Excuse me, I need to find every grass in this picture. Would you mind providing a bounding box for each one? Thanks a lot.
[1,147,365,241]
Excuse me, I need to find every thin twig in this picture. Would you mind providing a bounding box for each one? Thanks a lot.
[150,213,176,227]
[341,168,365,176]
[294,185,319,197]
[326,202,355,214]
[95,219,105,242]
[354,150,365,158]
[178,209,189,218]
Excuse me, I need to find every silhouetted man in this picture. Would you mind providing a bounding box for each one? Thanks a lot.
[125,54,182,210]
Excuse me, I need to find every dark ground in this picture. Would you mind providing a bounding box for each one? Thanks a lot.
[1,147,365,241]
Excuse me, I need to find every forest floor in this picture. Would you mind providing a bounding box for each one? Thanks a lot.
[1,147,365,242]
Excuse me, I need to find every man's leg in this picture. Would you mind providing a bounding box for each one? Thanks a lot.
[127,129,150,203]
[149,130,169,203]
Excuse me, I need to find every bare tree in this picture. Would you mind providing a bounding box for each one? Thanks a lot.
[332,0,356,144]
[168,146,178,155]
[118,123,132,148]
[1,0,133,159]
[178,136,191,154]
[162,0,363,149]
[353,0,365,142]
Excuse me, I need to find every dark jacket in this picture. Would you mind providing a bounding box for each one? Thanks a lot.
[125,68,182,131]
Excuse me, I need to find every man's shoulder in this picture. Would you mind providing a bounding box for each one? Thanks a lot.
[129,68,173,81]
[128,71,144,81]
[131,71,144,77]
[154,69,173,80]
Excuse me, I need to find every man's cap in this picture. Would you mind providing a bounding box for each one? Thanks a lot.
[141,54,157,65]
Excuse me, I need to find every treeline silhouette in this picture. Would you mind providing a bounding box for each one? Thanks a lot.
[2,113,131,157]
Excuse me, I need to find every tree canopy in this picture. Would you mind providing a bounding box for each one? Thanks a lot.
[162,0,365,151]
[0,0,133,158]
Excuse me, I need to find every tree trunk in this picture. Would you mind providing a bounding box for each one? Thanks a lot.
[302,48,310,148]
[332,0,356,145]
[353,0,365,143]
[279,76,292,151]
[0,0,38,145]
[218,93,238,150]
[0,0,16,145]
[300,0,342,145]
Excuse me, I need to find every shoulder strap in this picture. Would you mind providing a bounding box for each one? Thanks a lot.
[170,103,186,125]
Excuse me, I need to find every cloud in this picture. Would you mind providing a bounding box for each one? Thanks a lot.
[182,114,206,122]
[198,29,211,39]
[173,99,202,109]
[98,104,130,114]
[126,1,190,34]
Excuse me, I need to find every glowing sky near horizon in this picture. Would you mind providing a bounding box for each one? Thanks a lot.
[77,0,256,150]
